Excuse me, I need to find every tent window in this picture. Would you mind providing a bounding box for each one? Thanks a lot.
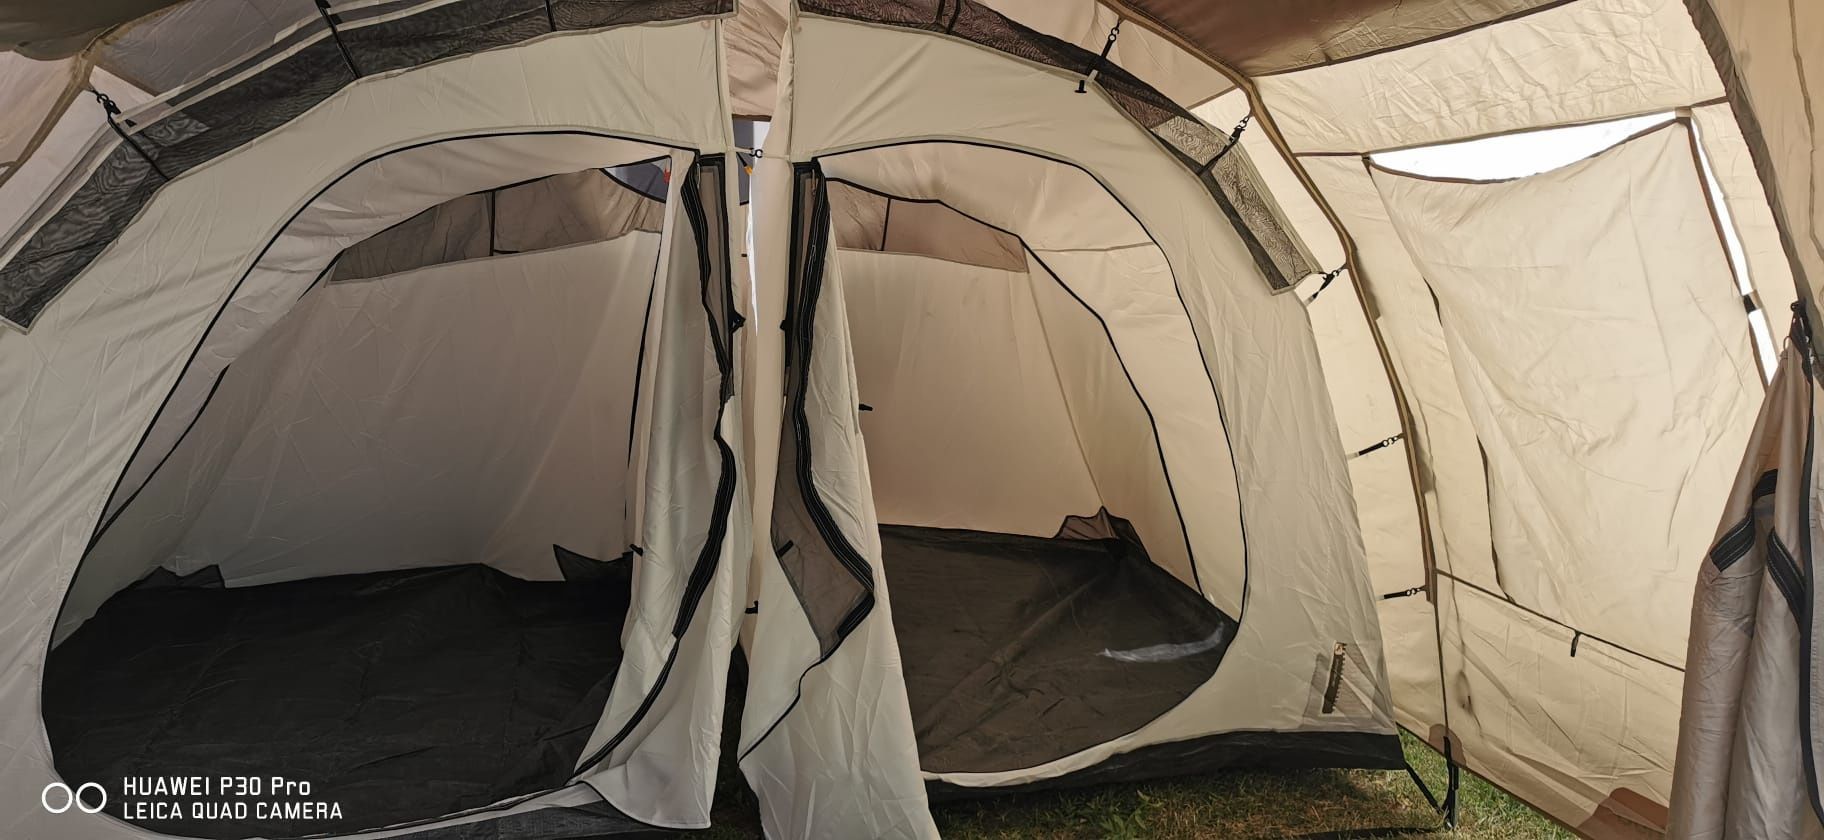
[333,162,670,283]
[1373,112,1779,377]
[769,162,876,655]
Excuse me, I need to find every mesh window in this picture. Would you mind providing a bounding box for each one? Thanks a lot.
[0,0,730,328]
[771,163,875,655]
[798,0,1315,291]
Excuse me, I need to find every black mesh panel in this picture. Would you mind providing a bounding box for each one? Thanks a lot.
[771,163,875,655]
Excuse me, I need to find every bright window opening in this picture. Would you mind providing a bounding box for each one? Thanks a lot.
[1374,114,1781,379]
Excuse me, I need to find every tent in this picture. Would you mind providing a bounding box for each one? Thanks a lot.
[0,0,1821,839]
[0,5,749,838]
[726,1,1813,838]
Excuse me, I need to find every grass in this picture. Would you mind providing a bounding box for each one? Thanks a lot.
[698,730,1571,839]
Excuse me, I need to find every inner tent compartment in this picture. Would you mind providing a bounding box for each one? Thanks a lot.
[807,145,1245,776]
[45,155,694,838]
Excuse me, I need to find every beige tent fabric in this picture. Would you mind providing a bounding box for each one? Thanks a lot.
[1669,333,1824,840]
[1107,0,1564,76]
[1360,121,1763,837]
[1372,122,1761,666]
[1437,575,1686,838]
[836,249,1104,534]
[0,51,74,166]
[1259,0,1723,154]
[720,0,1233,119]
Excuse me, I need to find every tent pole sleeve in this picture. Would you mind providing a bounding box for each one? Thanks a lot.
[1098,0,1458,804]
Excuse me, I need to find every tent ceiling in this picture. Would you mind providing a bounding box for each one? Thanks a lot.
[1110,0,1568,75]
[0,0,177,55]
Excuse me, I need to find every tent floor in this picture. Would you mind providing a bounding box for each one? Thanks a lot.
[880,522,1237,775]
[44,563,632,839]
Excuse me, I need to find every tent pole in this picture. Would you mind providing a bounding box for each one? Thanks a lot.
[1099,0,1460,811]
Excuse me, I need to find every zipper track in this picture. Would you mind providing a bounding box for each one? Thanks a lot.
[785,164,877,611]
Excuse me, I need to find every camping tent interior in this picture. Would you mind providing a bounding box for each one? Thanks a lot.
[819,168,1240,774]
[5,0,1824,837]
[41,160,693,837]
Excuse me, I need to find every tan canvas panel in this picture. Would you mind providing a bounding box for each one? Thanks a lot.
[1259,0,1722,154]
[1108,0,1565,76]
[1437,575,1683,838]
[1372,122,1761,666]
[835,249,1104,534]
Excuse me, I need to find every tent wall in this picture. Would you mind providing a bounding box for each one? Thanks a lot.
[1358,121,1761,836]
[0,20,738,838]
[834,249,1104,534]
[80,233,658,597]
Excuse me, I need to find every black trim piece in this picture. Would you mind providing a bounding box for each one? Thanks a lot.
[1755,467,1781,500]
[669,155,738,637]
[773,539,795,556]
[784,163,878,624]
[924,730,1403,800]
[1381,585,1426,600]
[1352,434,1404,458]
[84,366,230,554]
[1204,113,1252,173]
[92,90,169,182]
[1709,516,1755,571]
[1768,532,1807,625]
[1305,266,1343,304]
[314,0,363,77]
[1074,20,1122,94]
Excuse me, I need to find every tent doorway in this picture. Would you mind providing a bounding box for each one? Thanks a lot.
[770,143,1245,781]
[41,143,730,838]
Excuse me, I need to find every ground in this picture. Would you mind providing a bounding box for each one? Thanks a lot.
[700,731,1572,839]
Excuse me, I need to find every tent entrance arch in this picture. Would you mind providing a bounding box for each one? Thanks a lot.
[760,141,1252,780]
[41,132,741,839]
